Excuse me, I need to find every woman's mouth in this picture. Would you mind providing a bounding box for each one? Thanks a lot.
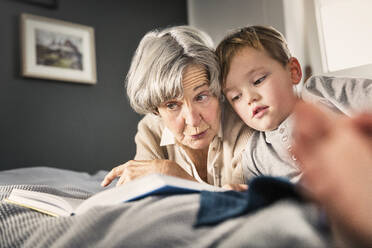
[191,129,208,139]
[253,106,269,118]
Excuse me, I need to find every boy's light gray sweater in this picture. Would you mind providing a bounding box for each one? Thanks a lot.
[243,75,372,183]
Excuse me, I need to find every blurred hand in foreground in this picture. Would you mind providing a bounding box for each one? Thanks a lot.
[292,102,372,247]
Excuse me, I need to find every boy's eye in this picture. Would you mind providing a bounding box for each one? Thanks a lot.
[253,75,267,86]
[231,94,241,102]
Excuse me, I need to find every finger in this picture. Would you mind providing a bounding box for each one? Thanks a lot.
[222,184,248,191]
[116,174,127,187]
[236,184,248,191]
[116,170,139,187]
[101,165,126,187]
[222,184,234,190]
[101,160,141,187]
[292,102,332,170]
[293,102,330,144]
[352,113,372,138]
[296,181,318,202]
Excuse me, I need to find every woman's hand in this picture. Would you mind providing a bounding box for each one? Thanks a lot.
[222,184,248,191]
[101,159,195,187]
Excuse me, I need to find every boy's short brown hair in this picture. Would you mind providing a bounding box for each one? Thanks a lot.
[216,25,292,87]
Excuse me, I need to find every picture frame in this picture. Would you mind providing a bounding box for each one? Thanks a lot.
[20,13,97,84]
[15,0,59,9]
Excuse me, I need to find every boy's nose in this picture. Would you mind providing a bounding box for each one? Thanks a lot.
[246,91,258,105]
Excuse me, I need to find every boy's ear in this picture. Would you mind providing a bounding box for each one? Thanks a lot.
[288,57,302,85]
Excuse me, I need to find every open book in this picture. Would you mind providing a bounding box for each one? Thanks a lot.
[4,174,224,217]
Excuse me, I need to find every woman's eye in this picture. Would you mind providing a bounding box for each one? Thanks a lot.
[253,75,267,86]
[166,102,179,110]
[196,93,209,102]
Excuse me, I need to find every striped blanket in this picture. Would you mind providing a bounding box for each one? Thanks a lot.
[0,167,330,248]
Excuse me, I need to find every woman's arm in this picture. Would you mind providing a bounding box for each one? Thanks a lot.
[133,114,168,160]
[101,115,195,187]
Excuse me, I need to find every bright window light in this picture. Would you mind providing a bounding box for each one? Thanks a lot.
[315,0,372,72]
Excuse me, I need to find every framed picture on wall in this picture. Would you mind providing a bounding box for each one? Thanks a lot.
[20,13,97,84]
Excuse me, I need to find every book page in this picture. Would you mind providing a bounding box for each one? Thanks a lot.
[75,174,224,215]
[7,189,84,216]
[75,176,164,214]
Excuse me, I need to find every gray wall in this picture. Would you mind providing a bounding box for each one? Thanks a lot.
[0,0,187,173]
[188,0,285,46]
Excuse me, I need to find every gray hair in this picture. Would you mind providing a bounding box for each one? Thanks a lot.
[126,25,221,115]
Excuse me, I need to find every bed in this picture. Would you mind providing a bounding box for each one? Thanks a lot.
[0,167,331,247]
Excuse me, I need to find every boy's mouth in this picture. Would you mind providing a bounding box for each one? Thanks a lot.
[252,106,269,118]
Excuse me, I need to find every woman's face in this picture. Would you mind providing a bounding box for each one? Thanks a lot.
[158,64,221,150]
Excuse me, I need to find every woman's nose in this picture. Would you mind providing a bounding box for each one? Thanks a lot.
[183,105,201,126]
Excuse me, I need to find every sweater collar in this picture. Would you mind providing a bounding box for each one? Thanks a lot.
[264,114,294,143]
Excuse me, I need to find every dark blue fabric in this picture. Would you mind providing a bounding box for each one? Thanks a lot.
[195,176,304,226]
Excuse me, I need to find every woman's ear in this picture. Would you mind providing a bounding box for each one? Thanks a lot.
[289,57,302,85]
[152,108,160,116]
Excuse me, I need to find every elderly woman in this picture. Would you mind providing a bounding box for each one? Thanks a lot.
[101,26,252,188]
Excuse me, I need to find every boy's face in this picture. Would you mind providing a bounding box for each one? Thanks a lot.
[224,46,301,131]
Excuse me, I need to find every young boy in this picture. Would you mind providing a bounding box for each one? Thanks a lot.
[215,25,372,183]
